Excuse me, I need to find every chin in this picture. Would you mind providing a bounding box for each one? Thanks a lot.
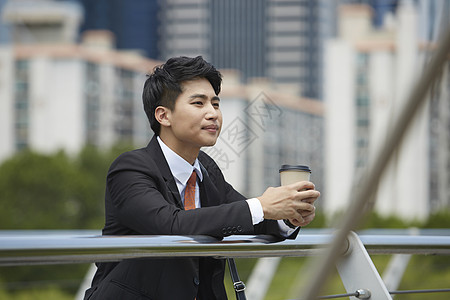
[203,140,217,147]
[202,137,218,147]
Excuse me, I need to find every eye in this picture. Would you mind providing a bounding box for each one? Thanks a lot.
[212,102,220,108]
[192,101,203,106]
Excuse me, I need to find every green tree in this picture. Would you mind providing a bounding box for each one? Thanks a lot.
[0,150,81,229]
[0,145,134,296]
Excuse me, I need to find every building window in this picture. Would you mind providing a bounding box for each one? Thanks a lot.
[85,62,100,146]
[14,60,29,151]
[354,53,370,173]
[114,68,135,142]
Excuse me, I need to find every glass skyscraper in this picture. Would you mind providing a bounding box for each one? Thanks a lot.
[158,0,332,100]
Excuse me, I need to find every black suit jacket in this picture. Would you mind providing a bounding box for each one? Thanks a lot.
[85,136,297,300]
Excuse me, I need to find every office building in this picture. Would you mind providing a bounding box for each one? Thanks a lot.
[0,35,159,162]
[0,0,10,44]
[78,0,159,58]
[2,0,83,44]
[158,0,210,60]
[0,0,159,161]
[16,0,340,100]
[324,3,450,221]
[158,0,332,100]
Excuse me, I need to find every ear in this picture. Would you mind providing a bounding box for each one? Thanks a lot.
[154,106,172,128]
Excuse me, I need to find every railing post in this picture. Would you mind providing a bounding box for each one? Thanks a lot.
[382,227,417,294]
[245,257,281,300]
[382,254,411,294]
[335,232,392,299]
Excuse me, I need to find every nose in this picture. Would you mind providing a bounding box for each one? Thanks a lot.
[205,102,219,120]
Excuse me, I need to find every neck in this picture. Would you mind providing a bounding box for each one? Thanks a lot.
[158,134,199,165]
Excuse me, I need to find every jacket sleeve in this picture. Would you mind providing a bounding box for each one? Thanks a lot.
[104,150,255,237]
[198,152,298,240]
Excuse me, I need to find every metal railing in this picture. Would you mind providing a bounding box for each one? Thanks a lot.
[1,229,450,299]
[1,229,450,266]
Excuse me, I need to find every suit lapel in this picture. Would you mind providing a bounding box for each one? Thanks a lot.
[146,136,221,209]
[145,136,183,208]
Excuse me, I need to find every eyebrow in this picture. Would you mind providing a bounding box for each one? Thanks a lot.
[189,94,221,101]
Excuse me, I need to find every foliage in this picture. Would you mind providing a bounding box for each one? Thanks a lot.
[325,210,426,230]
[305,210,326,228]
[423,210,450,228]
[397,255,450,299]
[0,144,132,297]
[0,283,73,300]
[359,211,419,229]
[0,149,99,229]
[0,144,133,230]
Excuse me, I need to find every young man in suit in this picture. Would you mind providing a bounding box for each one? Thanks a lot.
[84,56,320,300]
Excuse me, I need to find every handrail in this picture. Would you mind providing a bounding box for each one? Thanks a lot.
[1,230,449,267]
[2,230,450,300]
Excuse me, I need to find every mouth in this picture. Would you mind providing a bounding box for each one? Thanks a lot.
[202,124,219,133]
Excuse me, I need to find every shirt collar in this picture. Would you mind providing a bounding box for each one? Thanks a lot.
[157,136,203,186]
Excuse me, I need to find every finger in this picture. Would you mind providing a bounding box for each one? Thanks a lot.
[288,181,315,191]
[296,192,320,205]
[298,189,320,199]
[299,208,315,218]
[289,218,303,227]
[301,197,317,204]
[294,202,315,212]
[301,193,320,204]
[288,210,304,223]
[298,213,315,226]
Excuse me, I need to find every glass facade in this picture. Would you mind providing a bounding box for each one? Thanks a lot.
[85,62,100,146]
[78,0,159,58]
[211,0,266,80]
[158,0,210,60]
[354,53,370,177]
[159,0,329,99]
[429,62,450,211]
[114,68,135,142]
[14,60,29,151]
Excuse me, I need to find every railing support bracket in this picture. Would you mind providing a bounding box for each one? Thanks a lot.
[336,232,392,299]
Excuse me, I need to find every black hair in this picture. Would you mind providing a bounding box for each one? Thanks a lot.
[142,56,222,135]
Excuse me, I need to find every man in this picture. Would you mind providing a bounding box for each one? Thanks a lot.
[84,56,319,299]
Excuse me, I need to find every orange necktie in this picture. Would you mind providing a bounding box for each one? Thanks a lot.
[185,171,198,299]
[184,171,197,210]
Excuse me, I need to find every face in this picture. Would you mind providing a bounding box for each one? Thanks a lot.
[157,78,222,157]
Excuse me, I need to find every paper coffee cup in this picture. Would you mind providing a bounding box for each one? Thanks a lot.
[279,164,311,186]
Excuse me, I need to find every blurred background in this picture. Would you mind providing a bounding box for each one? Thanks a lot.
[0,0,449,299]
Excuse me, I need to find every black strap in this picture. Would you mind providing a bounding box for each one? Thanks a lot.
[227,258,246,300]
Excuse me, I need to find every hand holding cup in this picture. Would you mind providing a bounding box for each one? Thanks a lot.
[279,164,317,227]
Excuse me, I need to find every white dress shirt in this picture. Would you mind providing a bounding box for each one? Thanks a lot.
[157,137,296,236]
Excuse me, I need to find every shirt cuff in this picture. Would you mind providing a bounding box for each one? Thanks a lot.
[246,198,264,225]
[277,220,298,237]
